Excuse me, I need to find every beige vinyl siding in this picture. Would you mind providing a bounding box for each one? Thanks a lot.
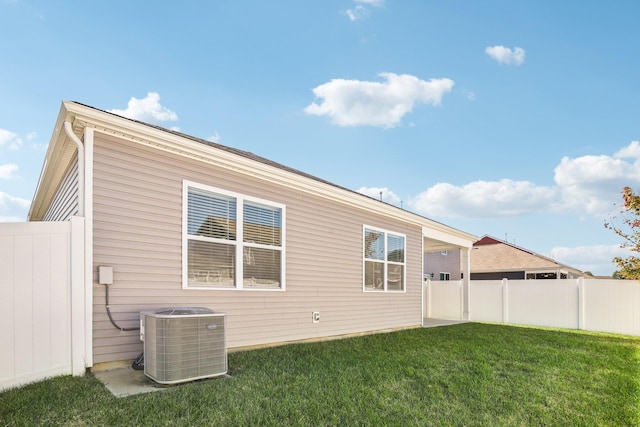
[92,133,422,364]
[424,250,462,280]
[42,156,79,221]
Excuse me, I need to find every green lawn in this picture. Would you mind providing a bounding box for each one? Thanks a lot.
[1,323,639,426]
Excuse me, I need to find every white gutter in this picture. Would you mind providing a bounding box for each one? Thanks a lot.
[63,121,84,217]
[64,121,92,369]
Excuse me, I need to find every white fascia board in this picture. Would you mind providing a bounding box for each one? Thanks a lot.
[422,226,475,249]
[63,101,477,245]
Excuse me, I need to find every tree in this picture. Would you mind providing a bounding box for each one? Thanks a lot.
[605,186,640,279]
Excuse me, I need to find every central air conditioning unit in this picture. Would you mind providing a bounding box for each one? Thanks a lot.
[140,307,227,384]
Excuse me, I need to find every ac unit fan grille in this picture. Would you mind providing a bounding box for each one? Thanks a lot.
[143,309,227,384]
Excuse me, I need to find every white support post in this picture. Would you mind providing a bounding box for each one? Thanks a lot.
[426,278,432,319]
[461,247,471,321]
[421,278,425,325]
[459,281,464,321]
[502,278,509,324]
[578,277,585,330]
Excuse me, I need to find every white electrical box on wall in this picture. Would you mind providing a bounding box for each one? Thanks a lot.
[98,265,113,285]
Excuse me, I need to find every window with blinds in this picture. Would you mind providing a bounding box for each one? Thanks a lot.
[183,181,285,290]
[242,202,282,288]
[363,226,405,292]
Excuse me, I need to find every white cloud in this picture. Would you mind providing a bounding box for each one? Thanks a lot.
[109,92,178,124]
[485,45,526,66]
[357,186,401,205]
[0,129,16,145]
[409,179,559,219]
[549,244,631,276]
[553,151,640,216]
[0,192,30,210]
[346,5,367,21]
[207,131,221,143]
[304,73,454,128]
[404,141,640,220]
[614,140,640,159]
[0,164,18,179]
[0,128,23,150]
[346,0,384,21]
[0,191,31,222]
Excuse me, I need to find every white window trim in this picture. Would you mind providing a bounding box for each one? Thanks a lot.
[182,180,286,291]
[439,272,451,281]
[362,225,406,293]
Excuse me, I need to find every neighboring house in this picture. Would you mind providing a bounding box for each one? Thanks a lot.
[28,101,477,369]
[470,235,585,280]
[424,249,462,281]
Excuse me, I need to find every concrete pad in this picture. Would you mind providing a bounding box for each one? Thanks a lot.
[93,367,168,397]
[94,367,231,397]
[423,318,468,328]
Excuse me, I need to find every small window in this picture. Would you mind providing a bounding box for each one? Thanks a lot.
[439,272,450,281]
[526,272,558,280]
[183,181,285,290]
[363,226,405,292]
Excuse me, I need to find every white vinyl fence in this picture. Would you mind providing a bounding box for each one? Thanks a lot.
[425,278,640,336]
[0,219,85,392]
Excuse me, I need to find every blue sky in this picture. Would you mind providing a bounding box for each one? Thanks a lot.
[1,0,638,276]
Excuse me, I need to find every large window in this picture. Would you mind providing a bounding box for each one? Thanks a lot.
[183,181,285,290]
[363,226,405,292]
